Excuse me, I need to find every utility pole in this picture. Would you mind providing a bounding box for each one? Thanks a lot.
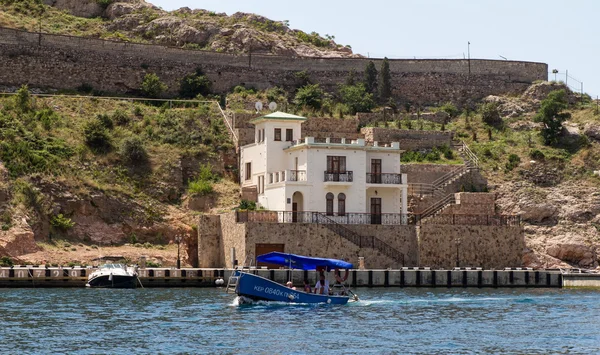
[467,42,471,77]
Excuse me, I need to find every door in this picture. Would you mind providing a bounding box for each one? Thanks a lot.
[370,198,382,224]
[371,159,382,183]
[255,244,285,268]
[292,202,298,223]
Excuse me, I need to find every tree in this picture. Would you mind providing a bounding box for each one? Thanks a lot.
[179,68,212,98]
[14,85,33,113]
[480,102,502,127]
[378,57,391,101]
[339,84,375,114]
[534,89,571,145]
[141,73,167,98]
[294,84,324,110]
[363,61,378,95]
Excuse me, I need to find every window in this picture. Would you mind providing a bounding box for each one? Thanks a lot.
[245,162,252,181]
[274,128,281,141]
[326,193,334,216]
[326,156,346,173]
[338,193,346,216]
[286,128,293,142]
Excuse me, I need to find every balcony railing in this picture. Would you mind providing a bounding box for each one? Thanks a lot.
[366,173,403,184]
[324,171,353,182]
[289,170,307,182]
[236,211,415,225]
[235,211,520,226]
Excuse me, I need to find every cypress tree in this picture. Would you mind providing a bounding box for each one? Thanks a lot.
[378,57,391,101]
[364,61,378,95]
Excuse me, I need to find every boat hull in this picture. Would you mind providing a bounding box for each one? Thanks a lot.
[235,271,349,305]
[86,275,137,289]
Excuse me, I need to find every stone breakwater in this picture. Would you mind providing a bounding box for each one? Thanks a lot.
[0,27,547,105]
[0,267,570,288]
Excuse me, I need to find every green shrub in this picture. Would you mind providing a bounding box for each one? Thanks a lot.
[51,214,75,230]
[179,68,212,98]
[338,83,375,114]
[0,256,14,267]
[294,84,324,110]
[440,102,459,119]
[480,102,502,127]
[188,179,213,195]
[83,119,112,152]
[35,108,61,130]
[119,136,148,164]
[530,149,545,160]
[112,110,131,126]
[266,87,287,102]
[143,242,153,249]
[96,114,114,130]
[506,154,521,171]
[141,73,168,98]
[14,85,33,112]
[534,89,571,146]
[238,200,256,211]
[146,261,162,267]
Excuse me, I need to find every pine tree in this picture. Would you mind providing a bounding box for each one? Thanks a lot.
[378,57,391,101]
[363,61,378,95]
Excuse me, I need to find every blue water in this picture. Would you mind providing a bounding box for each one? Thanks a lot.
[1,288,599,355]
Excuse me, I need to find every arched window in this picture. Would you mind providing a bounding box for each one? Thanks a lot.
[338,193,346,216]
[326,193,334,216]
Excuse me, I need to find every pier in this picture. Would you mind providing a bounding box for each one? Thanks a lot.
[0,266,589,288]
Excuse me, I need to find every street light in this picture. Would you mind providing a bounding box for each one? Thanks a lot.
[454,238,462,268]
[552,69,558,82]
[175,235,183,269]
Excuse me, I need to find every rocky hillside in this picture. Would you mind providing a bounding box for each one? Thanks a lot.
[447,82,600,270]
[0,90,239,267]
[0,0,356,58]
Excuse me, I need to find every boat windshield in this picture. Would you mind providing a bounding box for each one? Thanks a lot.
[99,264,123,269]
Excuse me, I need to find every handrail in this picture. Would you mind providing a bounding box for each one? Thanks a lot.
[419,193,456,219]
[458,140,479,169]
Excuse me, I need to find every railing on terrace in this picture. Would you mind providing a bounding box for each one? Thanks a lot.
[366,173,403,184]
[324,171,353,182]
[289,170,307,182]
[236,211,520,227]
[236,211,415,225]
[419,214,521,226]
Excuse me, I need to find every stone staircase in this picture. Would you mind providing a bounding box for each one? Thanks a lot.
[410,140,480,220]
[315,213,405,265]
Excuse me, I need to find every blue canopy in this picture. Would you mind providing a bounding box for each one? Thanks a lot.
[256,252,353,271]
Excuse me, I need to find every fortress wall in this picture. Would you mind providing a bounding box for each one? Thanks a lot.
[0,27,548,105]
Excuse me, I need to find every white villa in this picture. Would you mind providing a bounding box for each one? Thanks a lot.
[240,112,408,224]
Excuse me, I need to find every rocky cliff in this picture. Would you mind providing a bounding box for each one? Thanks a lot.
[2,0,356,58]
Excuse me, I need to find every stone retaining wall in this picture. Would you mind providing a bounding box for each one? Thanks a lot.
[0,27,547,105]
[361,128,453,150]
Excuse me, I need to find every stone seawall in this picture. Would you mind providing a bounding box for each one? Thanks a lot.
[0,27,547,105]
[0,267,564,288]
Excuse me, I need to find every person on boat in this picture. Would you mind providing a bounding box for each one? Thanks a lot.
[314,273,330,295]
[286,281,296,290]
[303,279,312,293]
[332,268,350,296]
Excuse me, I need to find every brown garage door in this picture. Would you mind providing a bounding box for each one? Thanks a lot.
[255,243,285,269]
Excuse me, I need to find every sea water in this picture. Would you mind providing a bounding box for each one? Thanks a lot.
[1,287,599,354]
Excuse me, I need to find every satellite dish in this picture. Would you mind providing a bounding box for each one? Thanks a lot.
[255,102,263,112]
[268,102,277,111]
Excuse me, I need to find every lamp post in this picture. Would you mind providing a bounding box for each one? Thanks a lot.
[552,69,558,82]
[455,238,462,268]
[175,235,182,269]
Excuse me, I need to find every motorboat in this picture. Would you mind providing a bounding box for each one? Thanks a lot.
[226,252,358,305]
[86,263,138,288]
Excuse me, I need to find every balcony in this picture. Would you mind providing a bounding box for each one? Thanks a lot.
[289,170,307,182]
[324,171,353,183]
[366,173,404,185]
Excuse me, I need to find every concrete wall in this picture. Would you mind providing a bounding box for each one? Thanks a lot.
[0,28,547,105]
[419,225,524,269]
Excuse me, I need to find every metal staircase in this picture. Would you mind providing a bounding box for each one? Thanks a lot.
[315,213,405,265]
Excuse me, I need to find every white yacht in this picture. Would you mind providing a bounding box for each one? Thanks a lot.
[86,264,138,288]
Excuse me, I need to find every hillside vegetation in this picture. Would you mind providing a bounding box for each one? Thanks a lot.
[0,0,355,57]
